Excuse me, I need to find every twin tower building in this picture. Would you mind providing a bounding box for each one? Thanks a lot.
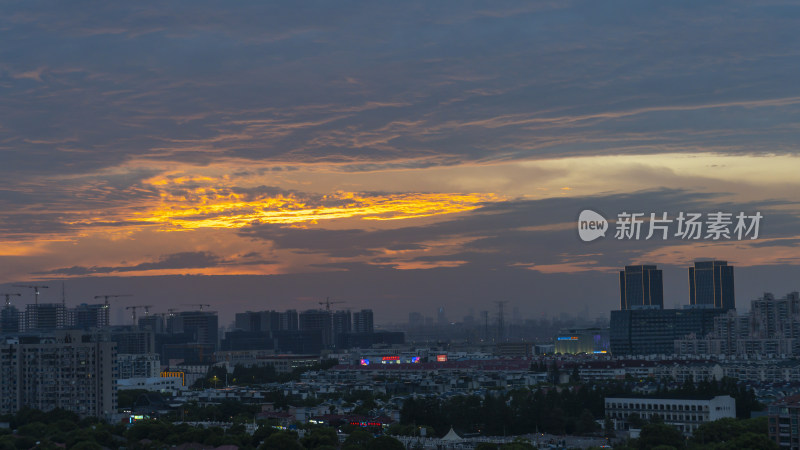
[611,260,736,355]
[619,260,735,311]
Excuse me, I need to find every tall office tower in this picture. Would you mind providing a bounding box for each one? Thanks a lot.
[279,310,299,331]
[353,309,374,333]
[0,331,117,418]
[0,305,21,334]
[299,310,332,348]
[71,303,109,329]
[24,303,67,331]
[689,260,736,311]
[169,311,219,349]
[619,265,664,310]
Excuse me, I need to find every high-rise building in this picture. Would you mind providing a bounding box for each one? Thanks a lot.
[0,306,21,334]
[0,331,117,418]
[70,303,109,329]
[24,303,67,331]
[169,311,219,349]
[751,292,800,344]
[619,265,664,309]
[109,325,155,354]
[235,311,281,332]
[353,309,374,333]
[332,310,352,336]
[689,260,735,311]
[138,314,165,333]
[299,310,332,348]
[280,310,299,331]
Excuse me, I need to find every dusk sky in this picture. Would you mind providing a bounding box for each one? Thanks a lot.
[2,1,799,325]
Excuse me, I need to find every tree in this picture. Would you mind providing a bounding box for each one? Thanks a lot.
[366,436,405,450]
[343,428,374,448]
[637,423,685,450]
[300,427,338,449]
[259,431,302,450]
[571,367,581,383]
[718,432,778,450]
[475,444,499,450]
[604,416,616,438]
[577,409,598,435]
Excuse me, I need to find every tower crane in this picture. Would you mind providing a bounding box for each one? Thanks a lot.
[125,305,153,325]
[181,304,211,311]
[13,284,48,305]
[94,294,132,308]
[318,297,346,312]
[1,293,21,308]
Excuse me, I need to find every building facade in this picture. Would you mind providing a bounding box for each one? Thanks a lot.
[0,331,117,418]
[610,307,725,355]
[620,265,664,310]
[689,260,735,311]
[605,395,735,434]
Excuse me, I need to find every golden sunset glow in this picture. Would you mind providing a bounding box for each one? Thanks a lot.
[136,188,499,229]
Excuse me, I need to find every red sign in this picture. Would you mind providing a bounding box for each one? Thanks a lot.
[436,354,448,362]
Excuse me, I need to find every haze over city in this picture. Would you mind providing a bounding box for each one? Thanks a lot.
[2,1,800,325]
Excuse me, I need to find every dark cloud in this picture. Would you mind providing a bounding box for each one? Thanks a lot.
[2,1,800,182]
[37,251,232,275]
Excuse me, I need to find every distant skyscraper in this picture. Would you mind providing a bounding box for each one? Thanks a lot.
[24,303,67,331]
[332,310,352,335]
[1,306,21,334]
[353,309,374,333]
[169,311,219,350]
[235,311,281,332]
[279,310,299,331]
[299,310,332,348]
[437,306,447,325]
[689,260,735,311]
[619,265,663,310]
[71,303,109,329]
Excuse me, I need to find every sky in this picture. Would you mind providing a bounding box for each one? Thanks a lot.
[1,1,799,326]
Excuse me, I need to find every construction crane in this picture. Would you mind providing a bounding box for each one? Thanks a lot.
[125,305,153,325]
[181,304,210,311]
[13,284,48,305]
[94,294,132,308]
[1,293,21,308]
[318,297,346,312]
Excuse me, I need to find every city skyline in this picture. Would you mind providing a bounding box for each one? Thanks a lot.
[2,2,800,324]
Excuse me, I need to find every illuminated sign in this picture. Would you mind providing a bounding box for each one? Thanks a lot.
[593,350,608,354]
[436,354,448,362]
[129,414,150,423]
[382,356,399,361]
[411,356,421,363]
[360,359,370,366]
[557,337,579,341]
[160,371,185,386]
[350,421,384,427]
